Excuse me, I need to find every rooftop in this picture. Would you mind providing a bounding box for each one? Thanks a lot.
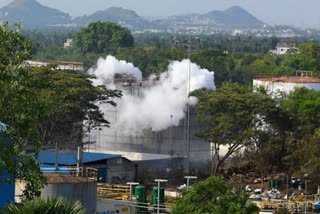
[38,151,121,166]
[254,76,320,83]
[25,60,84,66]
[45,173,96,184]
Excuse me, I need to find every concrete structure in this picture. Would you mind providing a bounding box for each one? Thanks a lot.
[269,42,298,55]
[37,151,137,184]
[41,173,97,214]
[253,76,320,94]
[24,60,84,71]
[88,81,212,167]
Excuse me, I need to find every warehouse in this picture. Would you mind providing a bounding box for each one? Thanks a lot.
[38,151,137,184]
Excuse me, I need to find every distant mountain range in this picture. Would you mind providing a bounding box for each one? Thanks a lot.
[0,0,264,29]
[1,0,316,37]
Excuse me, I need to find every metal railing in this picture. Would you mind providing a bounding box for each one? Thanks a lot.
[97,183,130,200]
[40,166,98,180]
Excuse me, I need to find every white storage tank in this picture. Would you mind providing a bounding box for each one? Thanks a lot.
[253,76,320,94]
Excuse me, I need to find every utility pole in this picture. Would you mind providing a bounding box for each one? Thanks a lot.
[155,179,167,214]
[170,114,173,153]
[127,182,139,214]
[304,174,308,214]
[55,141,58,171]
[186,40,192,173]
[76,146,80,176]
[184,176,197,188]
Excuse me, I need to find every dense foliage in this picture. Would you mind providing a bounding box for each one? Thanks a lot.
[172,176,259,214]
[25,26,319,81]
[192,84,279,175]
[28,66,121,149]
[0,22,46,200]
[2,197,86,214]
[0,22,121,201]
[74,21,134,54]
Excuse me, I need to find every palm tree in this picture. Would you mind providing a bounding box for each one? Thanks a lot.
[1,197,86,214]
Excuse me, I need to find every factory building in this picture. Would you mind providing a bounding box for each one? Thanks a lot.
[88,81,212,167]
[37,151,137,184]
[253,75,320,94]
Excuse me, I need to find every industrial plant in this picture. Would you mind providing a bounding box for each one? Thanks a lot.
[89,80,212,166]
[1,1,320,212]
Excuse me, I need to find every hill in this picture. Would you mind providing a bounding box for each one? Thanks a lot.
[2,2,302,36]
[155,6,264,29]
[202,6,264,26]
[73,7,152,30]
[0,0,71,28]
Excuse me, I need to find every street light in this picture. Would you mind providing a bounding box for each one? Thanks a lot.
[184,176,197,188]
[155,179,168,214]
[126,182,139,214]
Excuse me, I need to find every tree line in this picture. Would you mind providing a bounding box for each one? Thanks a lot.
[23,22,320,88]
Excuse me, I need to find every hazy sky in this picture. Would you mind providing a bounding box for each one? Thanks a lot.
[1,0,319,29]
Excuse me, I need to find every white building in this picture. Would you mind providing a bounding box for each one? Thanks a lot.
[269,42,298,55]
[253,76,320,94]
[24,60,84,71]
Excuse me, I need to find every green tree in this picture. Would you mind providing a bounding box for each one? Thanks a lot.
[0,22,47,200]
[2,197,85,214]
[278,88,320,188]
[172,176,259,214]
[73,21,134,54]
[191,83,278,175]
[26,66,121,149]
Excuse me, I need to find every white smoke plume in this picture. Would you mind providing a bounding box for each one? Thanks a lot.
[89,55,142,86]
[90,55,215,135]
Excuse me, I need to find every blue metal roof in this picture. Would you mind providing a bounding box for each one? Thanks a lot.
[37,151,121,166]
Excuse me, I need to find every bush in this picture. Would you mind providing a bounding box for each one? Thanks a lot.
[1,197,86,214]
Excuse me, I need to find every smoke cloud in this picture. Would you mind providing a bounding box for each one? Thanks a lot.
[89,55,142,86]
[90,55,215,135]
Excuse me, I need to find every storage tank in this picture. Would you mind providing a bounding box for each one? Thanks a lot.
[152,186,165,213]
[253,76,320,94]
[134,185,147,214]
[41,173,97,214]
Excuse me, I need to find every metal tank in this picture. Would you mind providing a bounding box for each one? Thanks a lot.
[134,185,147,214]
[152,186,165,213]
